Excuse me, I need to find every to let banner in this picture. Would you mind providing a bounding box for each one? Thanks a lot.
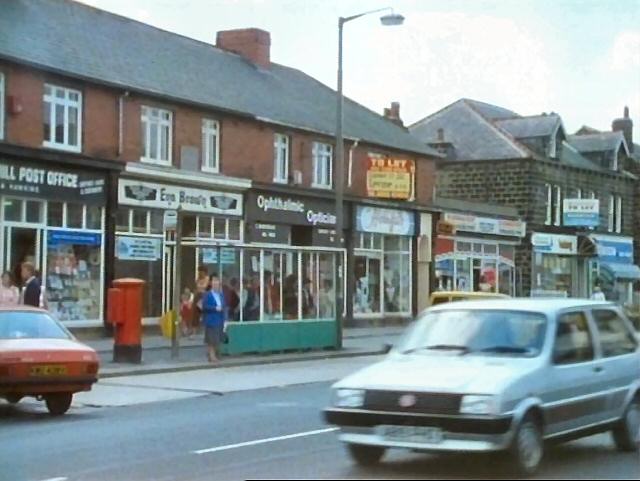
[366,156,415,200]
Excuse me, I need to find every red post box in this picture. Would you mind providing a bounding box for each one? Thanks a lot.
[110,278,145,363]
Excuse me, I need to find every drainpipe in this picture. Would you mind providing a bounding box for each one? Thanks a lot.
[347,139,359,187]
[118,91,130,157]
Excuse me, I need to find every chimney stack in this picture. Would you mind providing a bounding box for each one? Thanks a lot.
[612,106,633,153]
[216,28,271,68]
[383,101,403,127]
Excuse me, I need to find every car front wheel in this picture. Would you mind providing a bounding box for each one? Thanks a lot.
[45,393,73,416]
[346,443,385,466]
[612,396,640,452]
[508,415,543,477]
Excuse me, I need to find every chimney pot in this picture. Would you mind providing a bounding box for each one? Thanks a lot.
[383,102,403,126]
[612,106,633,153]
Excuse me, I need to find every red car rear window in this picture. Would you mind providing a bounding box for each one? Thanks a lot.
[0,312,71,340]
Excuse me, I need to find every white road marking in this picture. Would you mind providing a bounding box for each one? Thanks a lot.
[193,427,339,455]
[38,478,67,481]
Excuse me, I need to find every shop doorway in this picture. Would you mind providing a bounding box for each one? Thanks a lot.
[4,226,41,287]
[354,253,381,315]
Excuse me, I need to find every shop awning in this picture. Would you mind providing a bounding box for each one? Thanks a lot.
[600,262,640,281]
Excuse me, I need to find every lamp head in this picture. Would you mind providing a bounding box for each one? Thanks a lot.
[380,13,405,26]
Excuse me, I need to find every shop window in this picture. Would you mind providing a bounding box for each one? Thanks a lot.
[47,202,64,227]
[318,252,337,319]
[3,198,22,222]
[483,244,497,255]
[214,217,227,240]
[473,243,482,254]
[312,142,333,188]
[66,203,84,229]
[354,252,381,314]
[86,205,102,230]
[182,215,197,238]
[141,106,172,165]
[198,216,212,238]
[132,209,148,233]
[149,210,163,234]
[201,119,220,173]
[25,201,43,224]
[455,258,472,291]
[228,219,241,241]
[241,249,262,321]
[47,236,102,322]
[533,252,576,297]
[43,84,82,152]
[273,134,289,183]
[116,208,130,232]
[457,241,471,253]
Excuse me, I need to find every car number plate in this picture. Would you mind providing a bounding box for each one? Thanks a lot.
[30,365,68,376]
[378,425,443,444]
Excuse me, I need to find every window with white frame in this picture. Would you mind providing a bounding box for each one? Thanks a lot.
[141,106,172,165]
[608,194,623,233]
[553,185,562,226]
[273,134,289,183]
[43,84,82,152]
[544,183,552,225]
[0,72,4,140]
[201,119,220,173]
[312,142,333,188]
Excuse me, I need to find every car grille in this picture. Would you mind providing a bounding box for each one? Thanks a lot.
[363,390,462,415]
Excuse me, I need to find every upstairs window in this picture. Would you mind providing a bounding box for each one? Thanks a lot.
[312,142,333,188]
[608,194,623,233]
[141,106,172,165]
[273,134,289,183]
[545,184,562,226]
[201,119,220,173]
[0,72,4,140]
[43,84,82,152]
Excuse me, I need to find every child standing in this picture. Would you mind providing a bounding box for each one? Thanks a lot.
[180,288,194,337]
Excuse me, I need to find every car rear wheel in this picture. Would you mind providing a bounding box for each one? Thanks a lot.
[346,443,385,466]
[45,393,73,416]
[508,415,543,477]
[612,396,640,452]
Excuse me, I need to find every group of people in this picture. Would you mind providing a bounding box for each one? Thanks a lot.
[179,266,237,363]
[0,263,43,308]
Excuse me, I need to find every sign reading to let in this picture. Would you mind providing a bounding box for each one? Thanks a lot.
[366,156,415,200]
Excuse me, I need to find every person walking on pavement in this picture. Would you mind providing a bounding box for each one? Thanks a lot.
[0,271,20,307]
[591,284,606,301]
[202,273,227,363]
[193,265,209,334]
[21,262,41,308]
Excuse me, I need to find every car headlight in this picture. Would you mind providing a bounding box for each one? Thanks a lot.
[460,395,497,415]
[333,388,365,408]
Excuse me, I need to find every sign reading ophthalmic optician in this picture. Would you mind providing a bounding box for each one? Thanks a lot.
[119,179,242,216]
[247,192,348,227]
[563,198,599,227]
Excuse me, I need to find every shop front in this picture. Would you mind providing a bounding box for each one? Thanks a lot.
[434,213,525,296]
[352,205,414,319]
[0,146,119,326]
[115,177,244,321]
[530,233,578,298]
[586,234,640,306]
[217,190,346,353]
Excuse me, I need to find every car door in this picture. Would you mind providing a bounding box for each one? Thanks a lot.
[543,309,608,437]
[588,307,640,420]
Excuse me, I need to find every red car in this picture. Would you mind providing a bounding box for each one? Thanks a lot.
[0,306,99,415]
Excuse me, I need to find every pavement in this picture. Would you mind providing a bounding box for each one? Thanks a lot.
[2,377,638,481]
[88,326,404,378]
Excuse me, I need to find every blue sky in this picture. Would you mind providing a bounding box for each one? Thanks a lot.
[80,0,640,139]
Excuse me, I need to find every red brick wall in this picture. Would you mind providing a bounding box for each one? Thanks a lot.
[0,60,436,206]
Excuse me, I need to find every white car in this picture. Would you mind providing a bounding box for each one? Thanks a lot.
[324,299,640,476]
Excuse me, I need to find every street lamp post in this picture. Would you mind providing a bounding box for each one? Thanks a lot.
[334,8,404,348]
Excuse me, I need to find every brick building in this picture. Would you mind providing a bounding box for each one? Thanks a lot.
[410,99,639,306]
[0,0,442,347]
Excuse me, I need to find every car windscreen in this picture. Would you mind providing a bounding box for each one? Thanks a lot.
[398,309,547,357]
[0,312,72,340]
